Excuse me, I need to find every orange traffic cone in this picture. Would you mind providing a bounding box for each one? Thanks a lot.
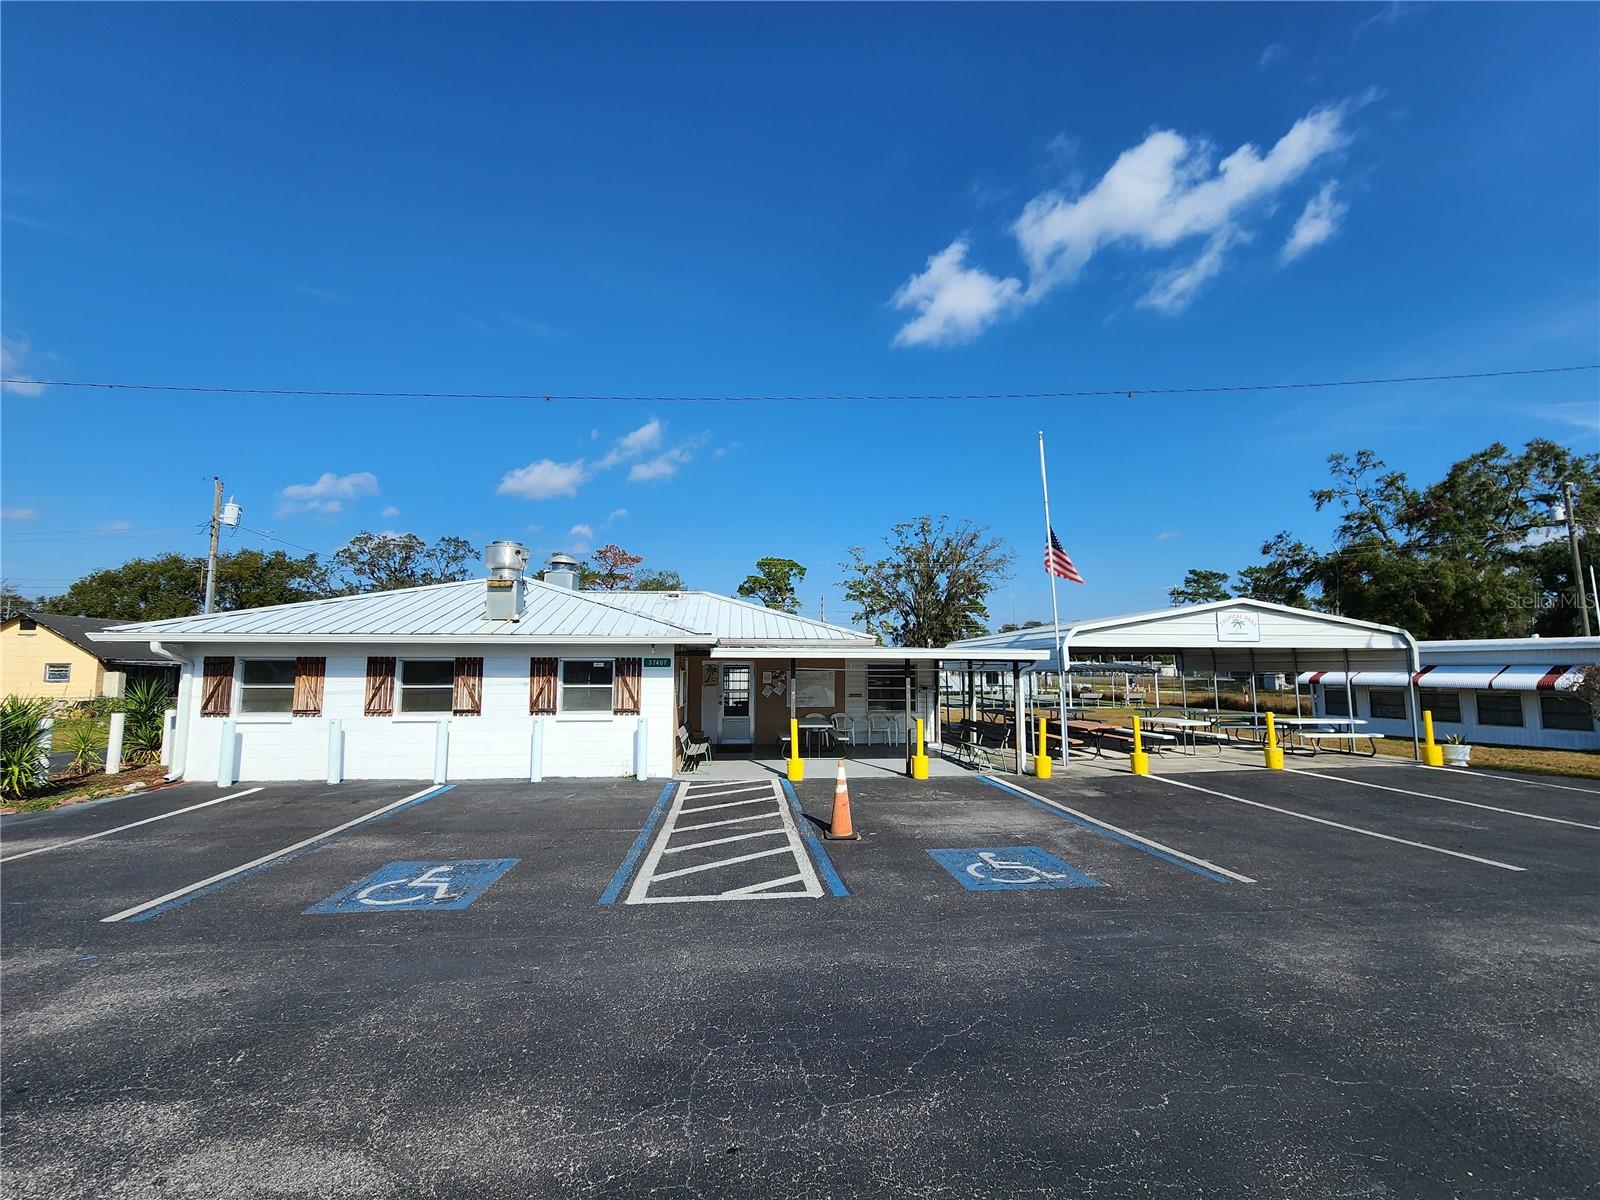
[825,758,859,840]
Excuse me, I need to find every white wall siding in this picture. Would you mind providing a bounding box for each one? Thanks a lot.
[1313,684,1599,752]
[178,644,676,783]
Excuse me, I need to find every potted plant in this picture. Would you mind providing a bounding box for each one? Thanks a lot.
[1441,733,1472,767]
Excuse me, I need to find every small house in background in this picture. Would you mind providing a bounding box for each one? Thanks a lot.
[0,610,180,702]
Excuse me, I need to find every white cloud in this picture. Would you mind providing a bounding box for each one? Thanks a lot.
[497,458,588,500]
[596,419,663,469]
[99,520,135,532]
[1258,43,1288,68]
[1355,2,1410,36]
[1,336,46,395]
[565,523,593,555]
[891,101,1358,345]
[379,505,401,518]
[605,508,628,525]
[1279,181,1348,263]
[890,241,1023,347]
[1157,530,1180,541]
[1,507,39,520]
[630,448,693,482]
[277,470,381,516]
[569,523,593,539]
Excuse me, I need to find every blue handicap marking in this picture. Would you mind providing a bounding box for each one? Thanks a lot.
[306,859,518,914]
[926,846,1101,892]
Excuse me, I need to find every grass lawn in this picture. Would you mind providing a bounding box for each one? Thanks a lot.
[1370,736,1600,780]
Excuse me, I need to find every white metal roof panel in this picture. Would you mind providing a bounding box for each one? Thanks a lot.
[596,591,874,644]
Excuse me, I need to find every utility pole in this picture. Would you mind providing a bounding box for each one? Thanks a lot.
[203,477,223,614]
[1563,480,1591,637]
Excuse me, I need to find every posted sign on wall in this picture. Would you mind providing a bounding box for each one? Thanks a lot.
[1216,611,1261,643]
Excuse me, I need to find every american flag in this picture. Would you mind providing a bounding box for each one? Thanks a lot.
[1045,527,1084,584]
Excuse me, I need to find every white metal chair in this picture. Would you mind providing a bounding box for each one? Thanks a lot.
[677,725,711,773]
[868,713,900,746]
[829,713,855,750]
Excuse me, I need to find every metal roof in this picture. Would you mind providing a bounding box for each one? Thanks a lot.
[707,645,1046,662]
[595,591,874,645]
[89,577,711,646]
[3,610,176,666]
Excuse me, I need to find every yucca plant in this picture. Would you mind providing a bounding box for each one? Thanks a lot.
[121,676,175,767]
[0,696,54,800]
[55,721,105,776]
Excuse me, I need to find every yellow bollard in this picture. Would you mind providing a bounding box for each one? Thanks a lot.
[1130,713,1150,776]
[786,717,804,782]
[1422,709,1444,767]
[1035,716,1052,779]
[911,717,929,780]
[1264,711,1285,770]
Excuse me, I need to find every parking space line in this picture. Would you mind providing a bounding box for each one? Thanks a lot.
[1433,768,1600,796]
[625,779,825,904]
[1,788,263,864]
[676,783,773,801]
[101,784,456,923]
[677,810,783,833]
[597,781,677,905]
[980,776,1255,884]
[1149,775,1526,872]
[780,779,849,897]
[1300,770,1600,831]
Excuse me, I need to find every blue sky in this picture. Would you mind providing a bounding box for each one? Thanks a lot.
[3,2,1597,626]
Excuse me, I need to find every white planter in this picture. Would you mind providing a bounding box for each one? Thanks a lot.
[1441,743,1472,767]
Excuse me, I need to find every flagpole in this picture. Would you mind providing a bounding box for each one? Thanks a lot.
[1038,431,1067,766]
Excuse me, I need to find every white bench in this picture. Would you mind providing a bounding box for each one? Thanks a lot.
[1295,731,1385,757]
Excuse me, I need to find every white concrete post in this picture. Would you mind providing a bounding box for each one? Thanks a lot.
[37,717,54,786]
[105,712,127,775]
[326,719,344,785]
[634,717,649,782]
[159,708,177,766]
[529,718,544,783]
[433,720,449,785]
[217,719,237,787]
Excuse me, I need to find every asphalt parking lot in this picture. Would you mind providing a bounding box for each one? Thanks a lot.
[3,761,1597,1199]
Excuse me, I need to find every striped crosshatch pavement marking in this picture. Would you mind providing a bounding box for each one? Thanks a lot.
[624,778,825,904]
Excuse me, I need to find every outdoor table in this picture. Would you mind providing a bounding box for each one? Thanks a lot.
[798,719,834,756]
[1137,716,1213,755]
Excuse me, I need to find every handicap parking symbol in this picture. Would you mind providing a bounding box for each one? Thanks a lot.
[926,846,1101,892]
[306,859,518,914]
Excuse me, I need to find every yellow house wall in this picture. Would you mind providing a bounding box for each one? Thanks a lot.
[0,624,108,701]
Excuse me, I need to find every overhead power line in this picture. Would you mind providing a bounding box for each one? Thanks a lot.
[2,363,1595,404]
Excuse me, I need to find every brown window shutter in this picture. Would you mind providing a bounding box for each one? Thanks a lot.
[365,656,396,716]
[201,657,235,717]
[614,657,642,716]
[453,657,484,716]
[291,657,326,716]
[529,657,557,715]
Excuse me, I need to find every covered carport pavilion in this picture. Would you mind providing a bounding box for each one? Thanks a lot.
[947,599,1423,768]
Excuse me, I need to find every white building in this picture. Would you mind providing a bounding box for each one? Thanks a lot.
[89,545,1014,784]
[1300,637,1598,751]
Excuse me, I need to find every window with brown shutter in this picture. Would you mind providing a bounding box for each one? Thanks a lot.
[530,657,557,715]
[453,657,484,716]
[292,657,326,717]
[201,656,235,717]
[614,657,642,715]
[365,656,397,716]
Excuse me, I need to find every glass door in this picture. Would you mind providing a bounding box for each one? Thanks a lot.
[718,663,753,745]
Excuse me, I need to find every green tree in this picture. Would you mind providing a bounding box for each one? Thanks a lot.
[1168,569,1232,606]
[842,516,1013,646]
[329,532,475,593]
[38,549,329,621]
[0,583,30,620]
[634,568,686,591]
[737,557,806,613]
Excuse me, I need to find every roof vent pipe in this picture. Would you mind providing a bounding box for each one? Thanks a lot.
[543,553,580,591]
[485,540,529,620]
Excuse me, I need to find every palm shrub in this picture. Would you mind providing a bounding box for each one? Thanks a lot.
[56,721,105,775]
[1,696,53,800]
[121,676,175,767]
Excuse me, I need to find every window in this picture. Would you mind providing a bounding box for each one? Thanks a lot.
[1423,691,1462,724]
[560,659,614,713]
[239,660,294,713]
[43,663,70,683]
[1540,694,1595,732]
[1475,691,1524,727]
[399,660,454,713]
[19,617,37,632]
[1322,687,1349,717]
[867,664,909,712]
[1368,688,1407,720]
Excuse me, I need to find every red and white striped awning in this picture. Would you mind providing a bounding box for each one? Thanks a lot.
[1297,664,1585,691]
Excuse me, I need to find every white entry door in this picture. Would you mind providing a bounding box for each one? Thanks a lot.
[717,663,754,745]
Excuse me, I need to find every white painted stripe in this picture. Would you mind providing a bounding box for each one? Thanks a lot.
[1150,775,1526,872]
[675,810,785,833]
[679,795,777,814]
[994,777,1256,884]
[680,783,773,800]
[663,828,788,855]
[722,873,807,897]
[101,784,447,923]
[1433,767,1600,796]
[2,788,263,864]
[649,845,794,881]
[1300,770,1600,831]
